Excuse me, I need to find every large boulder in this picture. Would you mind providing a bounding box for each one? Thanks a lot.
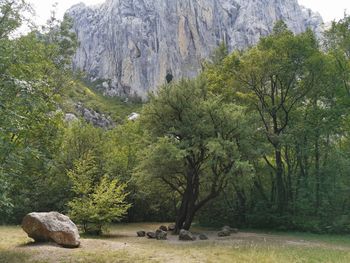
[179,229,196,241]
[155,229,167,240]
[22,212,80,248]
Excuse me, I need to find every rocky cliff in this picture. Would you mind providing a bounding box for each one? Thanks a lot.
[67,0,323,98]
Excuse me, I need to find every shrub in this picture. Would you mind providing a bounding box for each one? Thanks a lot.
[67,153,131,234]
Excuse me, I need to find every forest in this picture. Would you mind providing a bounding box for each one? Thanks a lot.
[1,0,350,239]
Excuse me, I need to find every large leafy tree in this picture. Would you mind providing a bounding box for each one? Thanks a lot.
[201,21,350,231]
[0,0,77,222]
[137,78,252,232]
[221,23,327,213]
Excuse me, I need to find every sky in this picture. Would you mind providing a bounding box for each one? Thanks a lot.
[28,0,349,26]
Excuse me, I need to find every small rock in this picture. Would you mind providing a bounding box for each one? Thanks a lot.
[155,229,167,240]
[222,226,231,231]
[231,228,239,233]
[218,230,231,237]
[75,102,115,129]
[146,232,156,239]
[222,226,238,233]
[137,231,146,237]
[128,112,140,121]
[21,212,80,248]
[168,224,176,231]
[159,225,168,232]
[64,113,78,123]
[199,233,209,240]
[179,229,196,241]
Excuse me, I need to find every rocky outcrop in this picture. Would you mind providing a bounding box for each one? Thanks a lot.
[67,0,323,98]
[76,102,115,129]
[21,212,80,248]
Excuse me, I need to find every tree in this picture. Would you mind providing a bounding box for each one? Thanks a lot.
[324,14,350,97]
[0,0,78,222]
[68,152,131,234]
[137,78,252,233]
[0,0,31,39]
[200,21,350,231]
[228,23,325,213]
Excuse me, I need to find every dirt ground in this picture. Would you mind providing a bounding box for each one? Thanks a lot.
[2,223,350,263]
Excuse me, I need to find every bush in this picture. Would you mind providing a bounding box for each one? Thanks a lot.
[67,153,131,235]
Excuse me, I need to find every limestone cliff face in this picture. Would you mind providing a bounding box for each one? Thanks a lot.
[67,0,323,98]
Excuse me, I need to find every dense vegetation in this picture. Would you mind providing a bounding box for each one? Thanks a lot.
[1,0,350,235]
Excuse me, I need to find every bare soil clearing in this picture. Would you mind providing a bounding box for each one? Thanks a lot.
[1,223,350,263]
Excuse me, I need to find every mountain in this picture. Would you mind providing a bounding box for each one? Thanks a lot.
[67,0,323,98]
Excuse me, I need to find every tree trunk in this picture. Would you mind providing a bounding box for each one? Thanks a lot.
[275,147,286,213]
[174,169,196,233]
[174,193,188,234]
[315,135,321,214]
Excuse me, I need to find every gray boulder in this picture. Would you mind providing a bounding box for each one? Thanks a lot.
[21,212,80,248]
[218,230,231,237]
[179,229,196,241]
[222,225,238,233]
[75,102,115,129]
[155,229,167,240]
[64,113,78,123]
[146,231,156,239]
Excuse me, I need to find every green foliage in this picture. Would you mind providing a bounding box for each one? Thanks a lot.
[0,1,78,222]
[1,0,350,237]
[68,153,131,235]
[325,14,350,59]
[200,19,350,233]
[60,79,143,124]
[136,77,253,231]
[0,0,31,39]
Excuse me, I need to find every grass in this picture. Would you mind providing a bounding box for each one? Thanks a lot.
[269,231,350,246]
[1,223,350,262]
[61,80,143,124]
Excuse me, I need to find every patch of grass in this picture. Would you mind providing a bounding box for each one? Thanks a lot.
[61,80,143,124]
[0,226,35,263]
[0,251,29,263]
[244,228,350,246]
[2,224,350,262]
